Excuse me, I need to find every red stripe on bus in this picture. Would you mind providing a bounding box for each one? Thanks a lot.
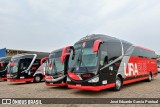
[7,78,34,82]
[68,83,115,91]
[0,78,7,81]
[45,82,67,86]
[123,76,148,85]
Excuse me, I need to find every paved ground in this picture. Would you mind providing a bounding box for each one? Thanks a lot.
[0,74,160,107]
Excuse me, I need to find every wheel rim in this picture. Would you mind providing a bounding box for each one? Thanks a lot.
[116,79,121,89]
[35,76,40,82]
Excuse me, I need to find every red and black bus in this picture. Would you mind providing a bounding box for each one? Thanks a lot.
[45,47,70,86]
[63,34,158,91]
[7,53,49,83]
[0,57,12,81]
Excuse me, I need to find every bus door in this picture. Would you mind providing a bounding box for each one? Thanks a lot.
[18,58,33,78]
[99,42,122,84]
[30,59,41,77]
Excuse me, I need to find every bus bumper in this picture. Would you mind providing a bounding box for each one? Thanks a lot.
[0,77,7,81]
[7,78,34,82]
[68,83,115,91]
[45,82,67,86]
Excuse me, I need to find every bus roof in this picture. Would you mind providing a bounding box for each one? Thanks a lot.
[12,53,49,59]
[136,46,155,52]
[75,34,133,45]
[50,48,63,55]
[0,56,12,62]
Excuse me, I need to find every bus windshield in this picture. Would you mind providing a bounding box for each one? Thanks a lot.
[8,55,34,74]
[69,40,98,73]
[46,51,64,75]
[8,58,20,74]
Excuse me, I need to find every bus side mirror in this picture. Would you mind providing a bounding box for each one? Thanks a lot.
[40,57,49,65]
[61,46,71,63]
[0,63,4,67]
[93,40,102,53]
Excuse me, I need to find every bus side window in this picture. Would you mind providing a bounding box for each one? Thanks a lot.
[31,59,40,72]
[100,43,108,66]
[107,42,122,62]
[100,51,108,66]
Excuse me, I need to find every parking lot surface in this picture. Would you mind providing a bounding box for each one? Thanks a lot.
[0,74,160,107]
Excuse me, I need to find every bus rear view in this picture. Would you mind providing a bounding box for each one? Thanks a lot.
[7,53,49,83]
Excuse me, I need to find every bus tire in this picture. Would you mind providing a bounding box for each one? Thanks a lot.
[34,75,42,83]
[148,73,152,82]
[114,77,122,91]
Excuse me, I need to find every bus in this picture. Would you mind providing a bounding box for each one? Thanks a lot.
[45,47,70,86]
[7,53,49,83]
[0,57,12,81]
[63,34,158,91]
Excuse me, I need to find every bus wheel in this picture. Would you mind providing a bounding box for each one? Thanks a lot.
[148,73,152,82]
[114,77,122,91]
[34,75,41,83]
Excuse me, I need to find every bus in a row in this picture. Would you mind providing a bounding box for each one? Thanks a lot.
[62,34,158,91]
[1,34,158,92]
[45,47,70,86]
[7,53,49,83]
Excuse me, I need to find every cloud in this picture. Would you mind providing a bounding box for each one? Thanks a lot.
[0,0,160,52]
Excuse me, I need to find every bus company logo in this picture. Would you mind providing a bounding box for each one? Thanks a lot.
[49,64,52,70]
[2,99,12,104]
[82,42,86,48]
[82,74,92,78]
[124,63,139,76]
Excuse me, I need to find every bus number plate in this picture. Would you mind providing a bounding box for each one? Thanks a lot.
[76,84,81,87]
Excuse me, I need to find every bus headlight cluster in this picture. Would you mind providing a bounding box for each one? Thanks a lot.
[88,76,99,83]
[43,71,45,75]
[67,77,71,82]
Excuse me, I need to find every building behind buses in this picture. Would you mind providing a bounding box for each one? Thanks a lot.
[7,53,49,83]
[0,56,12,81]
[63,34,158,91]
[45,47,70,86]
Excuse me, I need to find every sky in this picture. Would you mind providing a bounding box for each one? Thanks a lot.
[0,0,160,53]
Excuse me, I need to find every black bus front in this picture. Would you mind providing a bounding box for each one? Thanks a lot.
[66,34,135,91]
[7,54,37,82]
[45,48,70,86]
[66,39,115,91]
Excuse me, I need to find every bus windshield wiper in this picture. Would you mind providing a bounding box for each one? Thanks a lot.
[74,49,89,73]
[52,59,58,75]
[80,59,89,73]
[72,54,81,72]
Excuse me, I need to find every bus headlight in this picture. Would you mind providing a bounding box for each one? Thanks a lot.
[43,71,45,76]
[67,77,71,82]
[88,76,99,83]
